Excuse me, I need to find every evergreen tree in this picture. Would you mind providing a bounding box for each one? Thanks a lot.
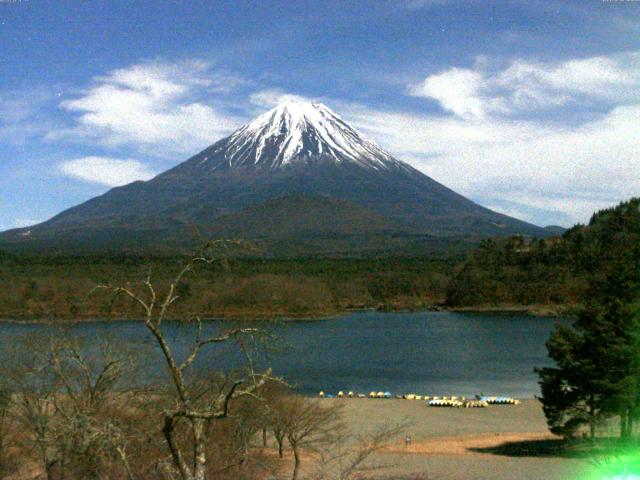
[537,199,640,439]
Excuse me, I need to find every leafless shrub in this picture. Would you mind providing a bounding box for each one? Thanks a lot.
[0,334,141,480]
[310,417,413,480]
[94,240,279,480]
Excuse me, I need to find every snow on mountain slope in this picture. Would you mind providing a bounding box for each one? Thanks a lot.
[199,101,404,171]
[0,100,552,253]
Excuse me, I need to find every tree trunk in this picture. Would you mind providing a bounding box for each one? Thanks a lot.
[192,418,207,480]
[277,437,284,458]
[163,416,194,480]
[45,459,59,480]
[40,442,57,480]
[116,446,136,480]
[263,426,268,447]
[620,410,629,438]
[45,461,54,480]
[589,396,596,440]
[291,446,301,480]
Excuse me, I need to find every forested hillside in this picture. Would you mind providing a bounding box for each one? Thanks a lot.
[446,198,640,312]
[0,254,454,320]
[3,199,638,321]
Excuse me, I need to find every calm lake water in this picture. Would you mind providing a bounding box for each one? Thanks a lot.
[0,311,561,398]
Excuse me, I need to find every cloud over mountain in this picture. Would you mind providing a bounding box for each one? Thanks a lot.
[349,51,640,225]
[4,49,640,228]
[48,61,243,157]
[410,51,640,118]
[59,157,156,187]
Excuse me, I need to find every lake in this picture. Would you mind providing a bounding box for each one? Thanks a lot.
[0,311,560,398]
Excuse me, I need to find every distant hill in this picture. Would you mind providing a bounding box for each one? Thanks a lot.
[543,225,567,236]
[0,101,552,255]
[446,198,640,310]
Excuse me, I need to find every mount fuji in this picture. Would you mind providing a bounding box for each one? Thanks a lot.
[1,102,551,255]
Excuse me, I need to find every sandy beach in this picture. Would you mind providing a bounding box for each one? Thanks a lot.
[327,398,590,479]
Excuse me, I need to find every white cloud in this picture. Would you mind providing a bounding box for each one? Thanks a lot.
[232,77,638,226]
[375,51,639,225]
[12,51,638,228]
[59,157,156,187]
[0,219,38,232]
[0,88,58,145]
[410,51,640,118]
[496,53,640,109]
[340,99,640,227]
[249,89,317,109]
[49,60,243,156]
[409,68,489,119]
[13,218,41,228]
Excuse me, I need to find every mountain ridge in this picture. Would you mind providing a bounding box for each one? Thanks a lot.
[0,101,552,255]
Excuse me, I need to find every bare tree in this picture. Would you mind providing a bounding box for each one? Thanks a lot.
[48,338,139,479]
[266,395,406,480]
[0,389,11,477]
[308,417,411,480]
[271,410,288,459]
[267,395,343,480]
[94,240,275,480]
[262,382,292,459]
[1,336,61,480]
[1,334,140,480]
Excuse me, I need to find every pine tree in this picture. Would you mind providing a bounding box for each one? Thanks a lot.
[537,199,640,439]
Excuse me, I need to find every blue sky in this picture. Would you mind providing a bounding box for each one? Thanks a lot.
[1,0,639,230]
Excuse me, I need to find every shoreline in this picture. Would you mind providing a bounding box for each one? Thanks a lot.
[446,303,570,318]
[327,398,587,479]
[0,303,566,324]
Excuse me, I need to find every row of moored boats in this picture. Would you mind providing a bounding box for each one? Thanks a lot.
[318,391,520,408]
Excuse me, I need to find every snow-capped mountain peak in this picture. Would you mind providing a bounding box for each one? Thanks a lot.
[2,101,551,252]
[204,101,400,171]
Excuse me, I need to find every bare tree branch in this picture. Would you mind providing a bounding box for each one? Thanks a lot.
[90,240,274,480]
